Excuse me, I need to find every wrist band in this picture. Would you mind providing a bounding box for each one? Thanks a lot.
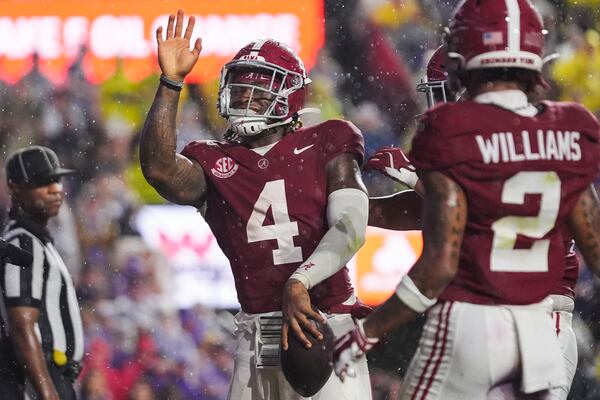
[395,275,437,313]
[160,74,184,92]
[288,273,310,289]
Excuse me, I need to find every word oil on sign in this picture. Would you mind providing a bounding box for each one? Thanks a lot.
[0,0,324,84]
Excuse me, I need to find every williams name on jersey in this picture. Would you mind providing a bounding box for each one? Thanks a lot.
[476,129,581,164]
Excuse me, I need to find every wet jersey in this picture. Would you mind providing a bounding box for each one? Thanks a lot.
[410,100,600,305]
[554,228,579,299]
[181,120,364,313]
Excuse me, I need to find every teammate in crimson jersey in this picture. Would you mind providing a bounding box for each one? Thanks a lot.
[139,10,372,400]
[334,0,600,398]
[366,46,449,231]
[368,44,581,398]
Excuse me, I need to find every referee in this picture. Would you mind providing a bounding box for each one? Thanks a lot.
[0,146,83,400]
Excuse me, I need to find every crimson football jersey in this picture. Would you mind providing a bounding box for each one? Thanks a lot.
[553,228,579,299]
[410,100,600,305]
[181,120,364,313]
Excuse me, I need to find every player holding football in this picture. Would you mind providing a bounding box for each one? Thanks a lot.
[140,10,372,400]
[368,45,581,399]
[334,0,600,398]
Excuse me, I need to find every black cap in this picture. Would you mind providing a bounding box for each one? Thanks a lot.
[6,146,75,186]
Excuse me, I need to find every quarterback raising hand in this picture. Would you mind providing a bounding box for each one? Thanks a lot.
[141,13,374,398]
[156,9,202,82]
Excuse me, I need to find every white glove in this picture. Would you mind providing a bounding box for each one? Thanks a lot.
[364,147,418,189]
[332,319,379,381]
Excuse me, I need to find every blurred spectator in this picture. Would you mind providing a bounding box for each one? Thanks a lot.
[80,367,114,400]
[552,29,600,114]
[325,0,418,139]
[127,378,155,400]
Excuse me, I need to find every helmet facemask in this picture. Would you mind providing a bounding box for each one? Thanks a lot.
[218,61,305,138]
[416,79,448,108]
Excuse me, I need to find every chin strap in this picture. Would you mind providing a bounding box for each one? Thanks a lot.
[294,107,322,116]
[262,107,321,130]
[225,108,321,142]
[260,107,321,132]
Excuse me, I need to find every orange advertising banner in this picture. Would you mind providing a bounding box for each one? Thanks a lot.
[352,227,423,306]
[0,0,325,84]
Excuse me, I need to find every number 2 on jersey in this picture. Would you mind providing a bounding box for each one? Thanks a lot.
[490,171,561,272]
[246,179,303,265]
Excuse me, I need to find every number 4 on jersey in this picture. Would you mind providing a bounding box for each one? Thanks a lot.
[246,179,303,265]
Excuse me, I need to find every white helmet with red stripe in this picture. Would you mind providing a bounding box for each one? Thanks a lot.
[447,0,545,72]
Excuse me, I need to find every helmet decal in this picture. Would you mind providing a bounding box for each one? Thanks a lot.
[448,0,545,71]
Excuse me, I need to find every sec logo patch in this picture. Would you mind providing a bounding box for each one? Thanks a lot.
[211,157,239,178]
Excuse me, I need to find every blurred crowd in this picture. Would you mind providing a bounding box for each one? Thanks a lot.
[1,0,600,399]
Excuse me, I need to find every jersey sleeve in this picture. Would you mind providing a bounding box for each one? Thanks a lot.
[409,106,469,172]
[549,101,600,181]
[319,119,365,166]
[180,141,205,166]
[180,140,223,177]
[568,103,600,179]
[1,234,43,308]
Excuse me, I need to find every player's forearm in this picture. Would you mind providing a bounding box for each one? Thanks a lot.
[290,188,368,289]
[361,253,456,340]
[364,172,466,341]
[139,85,207,205]
[408,172,466,299]
[140,84,181,184]
[10,327,59,400]
[569,185,600,275]
[414,179,426,198]
[368,191,423,230]
[363,294,418,338]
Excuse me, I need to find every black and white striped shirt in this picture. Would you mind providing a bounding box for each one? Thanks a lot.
[0,212,84,363]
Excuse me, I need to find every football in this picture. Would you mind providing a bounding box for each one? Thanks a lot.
[280,317,335,397]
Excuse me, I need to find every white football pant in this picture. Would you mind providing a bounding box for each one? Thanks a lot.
[549,295,577,400]
[398,299,566,400]
[227,311,372,400]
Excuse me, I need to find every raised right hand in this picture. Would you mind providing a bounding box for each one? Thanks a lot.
[156,9,202,82]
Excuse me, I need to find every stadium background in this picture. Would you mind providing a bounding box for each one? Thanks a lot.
[1,0,600,398]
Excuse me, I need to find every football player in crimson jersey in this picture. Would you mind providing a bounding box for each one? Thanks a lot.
[366,46,451,231]
[334,0,600,398]
[368,45,581,399]
[139,10,373,400]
